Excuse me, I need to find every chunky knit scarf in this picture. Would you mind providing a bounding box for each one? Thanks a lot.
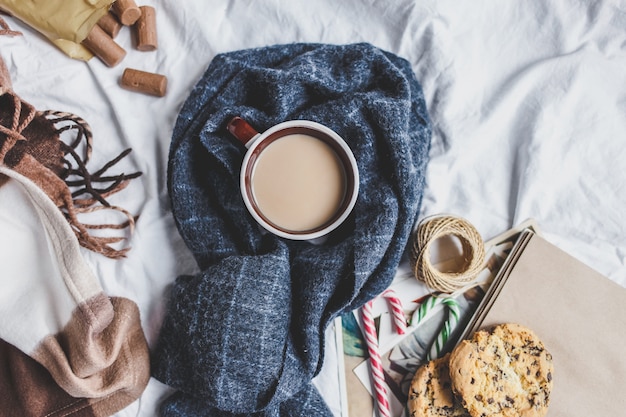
[152,42,432,416]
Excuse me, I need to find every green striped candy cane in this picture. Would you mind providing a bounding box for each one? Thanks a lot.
[412,295,461,360]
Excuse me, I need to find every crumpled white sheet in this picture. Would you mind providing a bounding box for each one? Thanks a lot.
[1,0,625,416]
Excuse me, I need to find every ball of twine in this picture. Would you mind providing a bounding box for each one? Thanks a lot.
[409,215,485,293]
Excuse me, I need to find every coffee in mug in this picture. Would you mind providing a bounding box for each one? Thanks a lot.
[227,117,359,240]
[251,132,346,231]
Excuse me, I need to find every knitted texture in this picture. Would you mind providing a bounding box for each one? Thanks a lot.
[152,43,432,416]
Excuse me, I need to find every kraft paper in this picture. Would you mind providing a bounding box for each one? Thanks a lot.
[0,0,115,59]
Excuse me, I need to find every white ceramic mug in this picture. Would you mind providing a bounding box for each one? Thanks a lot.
[227,116,359,240]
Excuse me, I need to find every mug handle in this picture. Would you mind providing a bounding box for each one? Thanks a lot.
[227,117,260,147]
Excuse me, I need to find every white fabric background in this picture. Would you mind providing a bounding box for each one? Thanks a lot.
[1,0,625,415]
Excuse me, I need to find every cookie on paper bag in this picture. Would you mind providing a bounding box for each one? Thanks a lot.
[408,353,470,417]
[448,323,554,417]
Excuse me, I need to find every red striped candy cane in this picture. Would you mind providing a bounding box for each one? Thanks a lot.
[382,289,407,335]
[361,300,391,417]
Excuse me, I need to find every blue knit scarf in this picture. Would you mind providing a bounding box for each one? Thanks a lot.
[152,42,431,416]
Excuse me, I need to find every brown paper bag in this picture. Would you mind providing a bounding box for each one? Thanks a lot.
[463,231,626,415]
[0,0,114,59]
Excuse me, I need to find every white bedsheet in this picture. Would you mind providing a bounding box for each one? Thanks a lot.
[1,0,625,415]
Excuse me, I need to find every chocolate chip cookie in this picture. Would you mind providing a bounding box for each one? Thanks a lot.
[408,353,471,417]
[448,323,553,417]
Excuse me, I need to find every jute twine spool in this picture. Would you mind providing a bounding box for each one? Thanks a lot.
[409,215,485,293]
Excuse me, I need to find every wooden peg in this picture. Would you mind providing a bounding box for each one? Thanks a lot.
[82,24,126,67]
[97,11,123,38]
[135,6,158,51]
[111,0,141,26]
[120,68,167,97]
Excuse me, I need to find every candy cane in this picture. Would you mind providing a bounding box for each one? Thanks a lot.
[361,300,391,417]
[411,295,461,360]
[360,289,408,417]
[428,297,460,360]
[382,289,407,335]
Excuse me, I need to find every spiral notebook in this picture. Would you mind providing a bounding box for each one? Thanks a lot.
[458,230,626,415]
